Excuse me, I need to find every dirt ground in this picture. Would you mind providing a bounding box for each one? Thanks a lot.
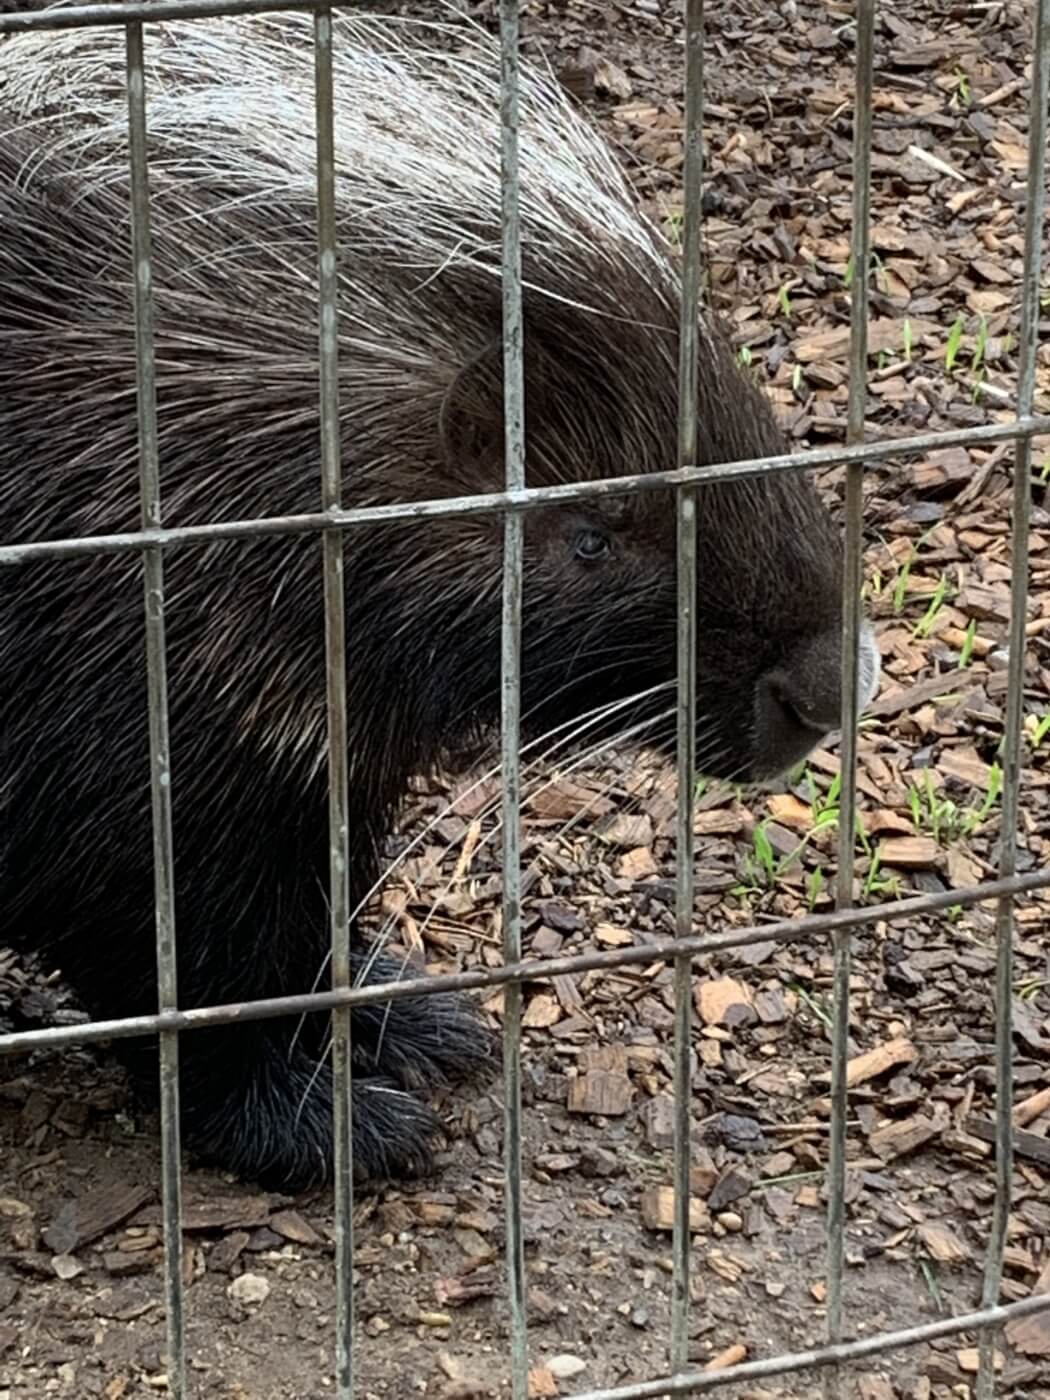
[2,1,1050,1398]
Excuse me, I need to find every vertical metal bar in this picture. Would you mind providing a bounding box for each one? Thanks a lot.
[499,3,528,1396]
[125,22,185,1400]
[313,11,353,1399]
[825,3,874,1397]
[977,2,1049,1393]
[671,0,704,1377]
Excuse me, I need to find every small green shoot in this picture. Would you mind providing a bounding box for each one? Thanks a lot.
[806,865,826,912]
[777,283,793,318]
[753,1169,825,1191]
[907,764,1003,845]
[944,314,965,374]
[968,316,991,403]
[958,617,977,668]
[891,526,937,615]
[791,981,833,1031]
[735,820,783,896]
[902,318,913,363]
[751,821,778,884]
[912,573,951,640]
[919,1257,946,1313]
[811,769,843,828]
[893,551,915,615]
[863,847,901,901]
[663,208,685,250]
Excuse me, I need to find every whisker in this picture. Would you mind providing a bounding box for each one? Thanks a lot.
[294,682,676,1026]
[366,704,680,964]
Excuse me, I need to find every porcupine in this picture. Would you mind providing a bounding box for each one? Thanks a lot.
[0,7,880,1189]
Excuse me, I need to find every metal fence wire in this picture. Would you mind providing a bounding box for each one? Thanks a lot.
[1,1,1049,1397]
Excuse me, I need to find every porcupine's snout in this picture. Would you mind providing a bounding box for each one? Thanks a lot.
[752,621,881,779]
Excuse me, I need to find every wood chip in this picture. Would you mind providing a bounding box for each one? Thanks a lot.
[522,994,561,1029]
[916,1222,970,1264]
[965,1118,1050,1167]
[434,1268,499,1308]
[269,1210,322,1247]
[708,1168,753,1213]
[176,1196,273,1234]
[957,1347,1002,1373]
[690,1152,720,1199]
[938,745,994,789]
[794,317,937,364]
[639,1186,709,1234]
[618,846,658,880]
[765,793,814,831]
[878,836,941,869]
[814,1037,917,1089]
[592,923,633,948]
[865,671,968,719]
[856,1377,895,1400]
[568,1045,632,1117]
[704,1344,747,1371]
[596,813,653,849]
[640,1094,675,1150]
[527,1368,558,1399]
[696,977,755,1027]
[41,1184,153,1255]
[869,1103,949,1162]
[1013,1084,1050,1128]
[1005,1260,1050,1357]
[527,781,612,821]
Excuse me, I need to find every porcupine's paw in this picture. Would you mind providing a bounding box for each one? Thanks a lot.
[349,945,498,1094]
[172,1023,456,1191]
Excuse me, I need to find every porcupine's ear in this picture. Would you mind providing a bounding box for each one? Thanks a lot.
[438,338,504,481]
[438,334,558,485]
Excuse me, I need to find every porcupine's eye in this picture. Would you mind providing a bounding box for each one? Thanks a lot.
[573,527,611,562]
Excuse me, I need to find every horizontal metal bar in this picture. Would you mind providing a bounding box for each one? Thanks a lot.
[0,0,351,34]
[2,415,1048,567]
[568,1293,1050,1400]
[3,868,1046,1057]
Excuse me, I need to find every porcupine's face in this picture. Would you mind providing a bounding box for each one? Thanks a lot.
[438,330,880,787]
[511,478,880,787]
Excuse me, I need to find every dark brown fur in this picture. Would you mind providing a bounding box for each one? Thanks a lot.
[0,11,877,1188]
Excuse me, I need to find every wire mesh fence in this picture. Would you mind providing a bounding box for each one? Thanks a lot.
[0,1,1049,1398]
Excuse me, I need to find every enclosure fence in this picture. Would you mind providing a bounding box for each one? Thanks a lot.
[0,1,1049,1397]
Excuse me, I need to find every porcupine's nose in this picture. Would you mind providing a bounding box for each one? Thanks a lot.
[752,622,881,778]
